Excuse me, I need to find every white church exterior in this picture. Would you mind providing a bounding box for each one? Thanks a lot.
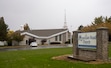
[16,28,70,45]
[14,10,70,45]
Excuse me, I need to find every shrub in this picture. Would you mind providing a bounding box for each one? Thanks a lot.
[50,42,61,44]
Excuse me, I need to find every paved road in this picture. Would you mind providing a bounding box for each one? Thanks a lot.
[0,44,72,51]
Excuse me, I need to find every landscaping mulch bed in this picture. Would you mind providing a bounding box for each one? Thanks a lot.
[52,54,111,64]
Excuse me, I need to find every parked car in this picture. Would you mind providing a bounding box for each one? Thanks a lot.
[30,42,38,47]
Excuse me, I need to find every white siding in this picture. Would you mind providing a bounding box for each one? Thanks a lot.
[66,32,69,41]
[19,35,29,45]
[0,41,4,46]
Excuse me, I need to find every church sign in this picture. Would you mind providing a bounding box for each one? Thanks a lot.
[78,32,96,49]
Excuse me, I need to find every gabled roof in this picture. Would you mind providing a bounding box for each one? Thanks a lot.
[17,29,69,39]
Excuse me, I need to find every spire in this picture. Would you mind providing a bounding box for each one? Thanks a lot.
[63,9,68,29]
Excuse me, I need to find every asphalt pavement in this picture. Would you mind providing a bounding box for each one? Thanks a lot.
[0,44,72,51]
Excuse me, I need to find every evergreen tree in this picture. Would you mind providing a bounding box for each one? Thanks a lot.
[94,16,104,25]
[78,25,83,30]
[107,16,111,23]
[23,23,30,30]
[0,17,8,41]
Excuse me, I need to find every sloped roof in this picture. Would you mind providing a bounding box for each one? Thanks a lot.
[17,29,68,38]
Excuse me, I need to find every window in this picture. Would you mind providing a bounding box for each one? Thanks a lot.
[59,34,61,41]
[55,36,58,41]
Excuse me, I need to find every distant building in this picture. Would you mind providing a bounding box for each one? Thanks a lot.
[16,29,70,45]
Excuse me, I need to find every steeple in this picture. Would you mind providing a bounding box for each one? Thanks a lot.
[63,9,68,29]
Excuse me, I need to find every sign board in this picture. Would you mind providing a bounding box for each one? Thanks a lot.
[78,32,96,49]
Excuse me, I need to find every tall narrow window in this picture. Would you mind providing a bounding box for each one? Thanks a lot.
[59,34,61,41]
[55,36,58,41]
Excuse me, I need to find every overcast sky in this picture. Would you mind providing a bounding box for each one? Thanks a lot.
[0,0,111,32]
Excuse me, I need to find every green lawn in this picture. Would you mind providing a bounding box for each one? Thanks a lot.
[0,44,111,68]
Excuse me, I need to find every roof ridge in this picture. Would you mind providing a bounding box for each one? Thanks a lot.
[29,28,67,31]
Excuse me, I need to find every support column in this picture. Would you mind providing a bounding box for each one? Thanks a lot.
[96,27,109,61]
[73,31,79,57]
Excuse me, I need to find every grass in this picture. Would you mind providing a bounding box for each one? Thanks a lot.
[0,44,111,68]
